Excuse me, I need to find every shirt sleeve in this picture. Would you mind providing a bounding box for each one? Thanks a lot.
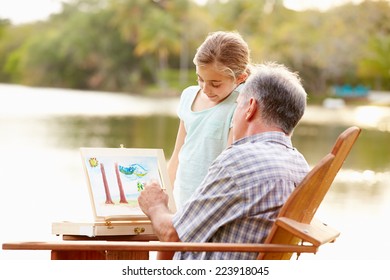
[177,86,198,120]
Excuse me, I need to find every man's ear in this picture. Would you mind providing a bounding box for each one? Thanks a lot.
[245,98,257,120]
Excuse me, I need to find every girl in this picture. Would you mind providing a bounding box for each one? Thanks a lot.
[168,31,252,209]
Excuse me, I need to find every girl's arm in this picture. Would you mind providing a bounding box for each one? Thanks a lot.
[167,120,187,189]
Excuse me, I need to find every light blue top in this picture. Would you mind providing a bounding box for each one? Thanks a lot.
[174,85,240,209]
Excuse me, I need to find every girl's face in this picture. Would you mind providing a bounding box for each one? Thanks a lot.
[196,64,242,103]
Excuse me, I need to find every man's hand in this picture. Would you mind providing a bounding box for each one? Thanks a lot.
[138,180,169,218]
[138,180,180,243]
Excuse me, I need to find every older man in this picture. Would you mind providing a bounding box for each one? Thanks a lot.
[138,62,310,260]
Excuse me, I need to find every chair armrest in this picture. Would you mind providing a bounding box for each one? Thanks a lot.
[275,217,340,247]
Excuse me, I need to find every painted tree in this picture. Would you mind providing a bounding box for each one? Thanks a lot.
[115,163,128,204]
[100,163,114,205]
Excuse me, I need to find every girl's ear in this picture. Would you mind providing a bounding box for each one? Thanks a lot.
[236,72,248,85]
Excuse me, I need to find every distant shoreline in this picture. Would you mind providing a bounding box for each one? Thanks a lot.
[302,104,390,132]
[1,83,389,132]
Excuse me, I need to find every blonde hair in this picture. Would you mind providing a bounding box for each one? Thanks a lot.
[193,31,251,81]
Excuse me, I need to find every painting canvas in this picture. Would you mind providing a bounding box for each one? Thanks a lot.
[80,147,176,221]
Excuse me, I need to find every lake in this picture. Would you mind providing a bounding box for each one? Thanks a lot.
[0,83,389,260]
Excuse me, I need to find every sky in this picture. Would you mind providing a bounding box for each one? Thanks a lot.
[283,0,365,10]
[0,0,368,25]
[0,0,63,24]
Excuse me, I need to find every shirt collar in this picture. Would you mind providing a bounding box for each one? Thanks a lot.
[233,131,293,149]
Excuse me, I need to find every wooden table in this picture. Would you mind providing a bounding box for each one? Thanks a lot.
[2,234,159,260]
[2,238,318,260]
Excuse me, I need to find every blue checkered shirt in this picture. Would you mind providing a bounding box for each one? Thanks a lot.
[172,131,310,260]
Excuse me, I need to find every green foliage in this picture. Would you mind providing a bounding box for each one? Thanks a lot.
[0,0,389,95]
[0,18,10,37]
[358,36,390,89]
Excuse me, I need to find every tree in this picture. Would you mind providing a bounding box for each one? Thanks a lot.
[110,0,184,92]
[358,36,390,89]
[1,0,390,94]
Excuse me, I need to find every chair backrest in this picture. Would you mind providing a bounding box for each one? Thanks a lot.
[258,126,361,260]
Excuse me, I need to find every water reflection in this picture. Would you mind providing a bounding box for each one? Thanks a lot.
[293,124,389,214]
[303,105,390,133]
[354,106,390,132]
[294,123,390,171]
[47,115,179,157]
[43,115,390,174]
[37,115,390,213]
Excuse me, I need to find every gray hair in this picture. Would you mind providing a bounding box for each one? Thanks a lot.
[241,62,307,134]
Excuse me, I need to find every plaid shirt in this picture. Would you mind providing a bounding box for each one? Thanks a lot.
[172,131,309,260]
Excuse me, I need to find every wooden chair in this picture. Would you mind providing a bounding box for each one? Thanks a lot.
[2,126,361,260]
[259,125,361,259]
